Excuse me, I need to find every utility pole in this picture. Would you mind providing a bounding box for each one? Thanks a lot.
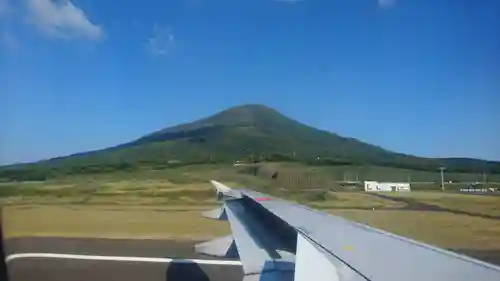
[439,167,446,191]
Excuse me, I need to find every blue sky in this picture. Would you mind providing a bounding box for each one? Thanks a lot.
[1,0,499,165]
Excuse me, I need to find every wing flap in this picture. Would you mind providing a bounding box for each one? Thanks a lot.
[251,193,500,281]
[224,199,294,275]
[295,232,366,281]
[204,182,500,281]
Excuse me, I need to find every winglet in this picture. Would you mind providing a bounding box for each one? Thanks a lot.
[210,180,235,200]
[210,180,232,194]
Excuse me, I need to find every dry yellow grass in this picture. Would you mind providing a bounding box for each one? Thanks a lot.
[3,205,229,240]
[3,181,499,251]
[5,204,500,252]
[1,196,219,206]
[329,209,500,250]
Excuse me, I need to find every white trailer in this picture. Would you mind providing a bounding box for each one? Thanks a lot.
[364,181,382,191]
[364,181,411,192]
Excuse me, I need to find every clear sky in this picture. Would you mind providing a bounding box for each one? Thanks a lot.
[1,0,499,165]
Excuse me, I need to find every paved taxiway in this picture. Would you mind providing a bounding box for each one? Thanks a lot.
[5,237,500,281]
[5,237,243,281]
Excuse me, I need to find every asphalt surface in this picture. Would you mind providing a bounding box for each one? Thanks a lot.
[4,237,500,281]
[4,237,243,281]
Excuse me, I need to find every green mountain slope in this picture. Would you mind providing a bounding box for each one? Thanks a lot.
[1,104,499,180]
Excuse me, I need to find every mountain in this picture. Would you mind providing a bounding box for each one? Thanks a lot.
[1,104,499,180]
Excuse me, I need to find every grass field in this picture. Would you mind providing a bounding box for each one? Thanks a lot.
[0,191,403,209]
[4,204,500,252]
[302,191,405,209]
[330,210,500,250]
[3,162,499,192]
[2,163,500,256]
[3,205,229,240]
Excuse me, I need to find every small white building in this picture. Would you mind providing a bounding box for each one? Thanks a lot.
[364,181,383,191]
[364,181,411,192]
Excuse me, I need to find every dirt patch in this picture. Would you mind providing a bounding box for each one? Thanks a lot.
[368,193,500,220]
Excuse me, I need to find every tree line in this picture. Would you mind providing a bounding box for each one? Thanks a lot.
[1,151,498,182]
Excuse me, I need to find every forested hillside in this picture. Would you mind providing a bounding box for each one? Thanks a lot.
[1,104,498,181]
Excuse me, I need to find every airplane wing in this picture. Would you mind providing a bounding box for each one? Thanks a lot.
[195,180,500,281]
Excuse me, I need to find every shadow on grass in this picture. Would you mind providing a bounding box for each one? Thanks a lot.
[452,249,500,267]
[369,193,500,220]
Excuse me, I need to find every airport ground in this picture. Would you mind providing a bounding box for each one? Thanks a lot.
[4,200,500,281]
[5,237,244,281]
[2,164,500,280]
[4,192,500,280]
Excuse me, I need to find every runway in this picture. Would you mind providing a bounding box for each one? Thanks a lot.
[5,237,500,281]
[4,237,244,281]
